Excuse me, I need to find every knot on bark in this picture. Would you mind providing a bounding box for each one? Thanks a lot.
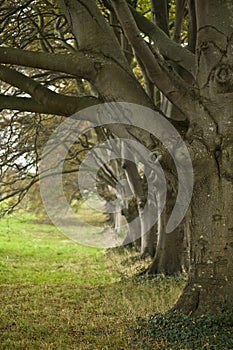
[200,41,209,50]
[219,145,233,181]
[215,64,232,84]
[94,61,103,72]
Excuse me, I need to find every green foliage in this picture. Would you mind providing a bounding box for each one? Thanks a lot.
[134,310,233,349]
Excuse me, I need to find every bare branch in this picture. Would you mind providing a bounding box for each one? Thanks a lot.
[187,0,197,53]
[150,0,169,35]
[0,47,98,80]
[0,94,100,116]
[111,0,196,119]
[130,5,195,76]
[58,0,129,70]
[0,65,67,104]
[173,0,186,43]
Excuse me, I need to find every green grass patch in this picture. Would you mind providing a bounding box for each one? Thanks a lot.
[0,214,110,285]
[0,213,184,349]
[1,214,231,349]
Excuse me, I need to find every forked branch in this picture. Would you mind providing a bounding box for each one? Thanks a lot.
[111,0,196,119]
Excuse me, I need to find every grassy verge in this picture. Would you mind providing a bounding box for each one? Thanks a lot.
[0,213,185,349]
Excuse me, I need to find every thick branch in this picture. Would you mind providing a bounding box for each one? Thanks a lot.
[58,0,129,70]
[130,5,195,76]
[150,0,169,35]
[187,0,197,53]
[112,0,196,119]
[0,95,100,116]
[0,65,69,105]
[173,0,186,43]
[0,47,98,80]
[0,65,101,115]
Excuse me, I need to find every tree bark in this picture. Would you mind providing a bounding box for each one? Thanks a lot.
[141,225,157,259]
[122,204,141,251]
[174,174,233,314]
[174,0,233,314]
[148,193,184,275]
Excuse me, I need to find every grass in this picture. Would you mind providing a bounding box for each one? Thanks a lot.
[0,213,185,349]
[1,213,233,349]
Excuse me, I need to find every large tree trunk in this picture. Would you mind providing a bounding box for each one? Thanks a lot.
[148,225,184,275]
[174,0,233,314]
[174,172,233,313]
